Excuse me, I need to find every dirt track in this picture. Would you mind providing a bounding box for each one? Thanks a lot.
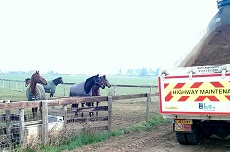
[62,98,230,152]
[65,123,230,152]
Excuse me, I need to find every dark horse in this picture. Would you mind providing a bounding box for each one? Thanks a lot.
[25,78,31,87]
[89,75,111,106]
[69,74,103,109]
[92,75,111,96]
[42,77,64,97]
[91,75,111,116]
[26,71,47,119]
[25,77,64,97]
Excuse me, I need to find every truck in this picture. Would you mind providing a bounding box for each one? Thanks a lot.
[158,1,230,145]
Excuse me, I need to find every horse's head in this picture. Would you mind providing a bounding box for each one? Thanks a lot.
[58,77,64,84]
[100,75,111,89]
[94,74,104,88]
[25,78,31,87]
[53,77,64,85]
[31,71,47,85]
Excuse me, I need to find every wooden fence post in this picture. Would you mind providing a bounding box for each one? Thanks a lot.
[113,85,116,96]
[146,93,150,122]
[5,100,12,148]
[15,81,18,90]
[108,96,112,132]
[63,105,67,120]
[42,101,48,144]
[19,108,25,147]
[63,84,66,96]
[22,81,25,91]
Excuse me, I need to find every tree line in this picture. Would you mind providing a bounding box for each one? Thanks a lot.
[0,68,160,77]
[118,68,160,77]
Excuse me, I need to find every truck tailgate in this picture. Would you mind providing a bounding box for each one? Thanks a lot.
[158,70,230,115]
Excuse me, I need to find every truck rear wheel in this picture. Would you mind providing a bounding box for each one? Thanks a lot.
[176,133,188,144]
[187,122,201,145]
[176,122,201,145]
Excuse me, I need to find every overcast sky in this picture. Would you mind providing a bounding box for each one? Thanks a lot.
[0,0,218,74]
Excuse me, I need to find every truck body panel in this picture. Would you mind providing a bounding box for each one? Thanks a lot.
[159,67,230,116]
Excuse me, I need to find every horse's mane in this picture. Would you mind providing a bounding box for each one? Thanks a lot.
[84,74,99,94]
[52,77,63,86]
[25,78,30,82]
[53,77,62,81]
[85,75,97,83]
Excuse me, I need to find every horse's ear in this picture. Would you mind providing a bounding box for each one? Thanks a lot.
[103,75,106,78]
[96,74,99,77]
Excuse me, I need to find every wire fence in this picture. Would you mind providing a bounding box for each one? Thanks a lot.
[0,79,158,97]
[0,93,159,151]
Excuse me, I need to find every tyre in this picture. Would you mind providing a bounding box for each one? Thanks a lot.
[176,123,201,145]
[176,133,188,145]
[186,123,201,145]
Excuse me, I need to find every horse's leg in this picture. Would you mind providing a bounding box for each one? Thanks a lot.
[81,103,85,107]
[86,102,94,117]
[91,101,95,117]
[71,103,78,108]
[50,93,53,97]
[89,103,94,117]
[32,108,35,119]
[32,107,37,119]
[81,103,85,117]
[71,103,79,117]
[96,102,99,116]
[96,91,100,116]
[39,107,42,118]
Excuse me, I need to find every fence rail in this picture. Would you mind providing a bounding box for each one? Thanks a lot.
[0,79,158,96]
[0,93,158,150]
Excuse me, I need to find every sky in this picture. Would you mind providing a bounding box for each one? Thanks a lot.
[0,0,218,74]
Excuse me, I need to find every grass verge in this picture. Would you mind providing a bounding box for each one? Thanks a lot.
[21,114,171,152]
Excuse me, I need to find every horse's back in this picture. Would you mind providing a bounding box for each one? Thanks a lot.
[70,82,92,96]
[43,81,56,93]
[26,84,46,101]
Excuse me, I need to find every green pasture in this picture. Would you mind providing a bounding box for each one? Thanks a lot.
[0,74,162,152]
[0,74,158,101]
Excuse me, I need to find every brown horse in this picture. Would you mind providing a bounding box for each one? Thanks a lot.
[26,71,47,119]
[25,77,64,97]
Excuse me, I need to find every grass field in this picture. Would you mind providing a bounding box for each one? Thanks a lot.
[0,74,158,101]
